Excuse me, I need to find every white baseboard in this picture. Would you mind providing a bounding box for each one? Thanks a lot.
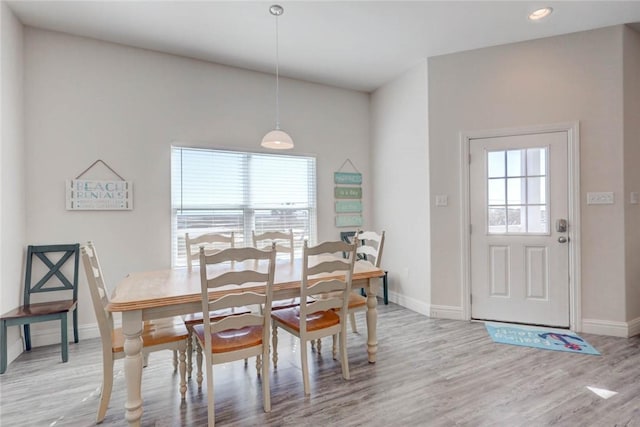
[627,316,640,337]
[3,323,101,369]
[7,336,24,368]
[17,323,101,349]
[430,304,464,320]
[581,318,631,338]
[389,291,430,316]
[31,323,100,347]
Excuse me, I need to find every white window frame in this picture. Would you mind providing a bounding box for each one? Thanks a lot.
[171,146,317,267]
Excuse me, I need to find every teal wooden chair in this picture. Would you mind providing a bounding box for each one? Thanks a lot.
[0,244,80,374]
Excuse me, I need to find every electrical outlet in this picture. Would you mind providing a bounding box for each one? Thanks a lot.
[587,192,614,205]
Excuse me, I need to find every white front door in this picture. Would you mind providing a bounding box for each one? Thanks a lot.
[470,131,570,327]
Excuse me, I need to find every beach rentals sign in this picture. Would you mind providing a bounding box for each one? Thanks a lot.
[66,160,133,210]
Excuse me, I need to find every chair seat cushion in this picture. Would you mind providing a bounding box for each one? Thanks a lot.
[271,306,339,332]
[183,307,251,326]
[0,300,77,320]
[192,324,263,353]
[111,316,188,353]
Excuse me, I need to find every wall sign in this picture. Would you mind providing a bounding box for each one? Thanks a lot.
[66,179,133,210]
[66,159,133,210]
[334,159,363,227]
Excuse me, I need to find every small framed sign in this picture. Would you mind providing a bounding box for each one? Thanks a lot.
[66,179,133,210]
[67,159,132,211]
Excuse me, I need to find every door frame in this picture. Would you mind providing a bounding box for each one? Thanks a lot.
[459,122,582,331]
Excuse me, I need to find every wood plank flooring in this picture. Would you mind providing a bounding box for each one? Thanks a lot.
[1,303,639,426]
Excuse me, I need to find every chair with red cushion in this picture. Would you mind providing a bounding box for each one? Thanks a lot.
[271,239,357,395]
[193,245,276,426]
[183,231,247,379]
[80,241,188,423]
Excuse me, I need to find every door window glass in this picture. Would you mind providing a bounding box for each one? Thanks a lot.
[486,147,548,234]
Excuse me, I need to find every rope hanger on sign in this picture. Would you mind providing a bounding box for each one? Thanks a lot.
[337,158,360,173]
[74,159,126,181]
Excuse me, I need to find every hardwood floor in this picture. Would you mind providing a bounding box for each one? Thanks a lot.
[1,303,639,426]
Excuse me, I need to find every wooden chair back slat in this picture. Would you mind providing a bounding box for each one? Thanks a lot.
[211,313,264,334]
[252,229,294,263]
[205,270,267,288]
[185,231,235,271]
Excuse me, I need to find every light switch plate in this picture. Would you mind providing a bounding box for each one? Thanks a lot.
[631,192,639,205]
[435,195,448,207]
[587,192,614,205]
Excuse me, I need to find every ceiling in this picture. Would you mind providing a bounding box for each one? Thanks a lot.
[7,1,640,92]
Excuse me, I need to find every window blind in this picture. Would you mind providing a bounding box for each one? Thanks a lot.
[171,146,317,267]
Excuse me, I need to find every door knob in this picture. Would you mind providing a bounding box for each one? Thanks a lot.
[558,236,568,243]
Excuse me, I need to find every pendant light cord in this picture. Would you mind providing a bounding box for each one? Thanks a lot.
[275,11,281,130]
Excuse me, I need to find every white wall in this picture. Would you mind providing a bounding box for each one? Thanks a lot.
[370,61,430,314]
[20,28,370,348]
[429,26,634,335]
[623,25,640,332]
[1,2,27,366]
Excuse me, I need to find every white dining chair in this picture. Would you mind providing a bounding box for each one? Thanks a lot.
[313,229,385,352]
[193,245,276,426]
[182,231,248,379]
[271,239,357,395]
[80,241,188,423]
[347,230,385,332]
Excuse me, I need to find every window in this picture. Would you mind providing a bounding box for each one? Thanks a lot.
[486,147,548,234]
[171,147,317,267]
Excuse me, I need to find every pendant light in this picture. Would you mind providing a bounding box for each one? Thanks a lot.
[261,4,294,150]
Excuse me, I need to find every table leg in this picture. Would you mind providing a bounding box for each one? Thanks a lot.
[122,310,144,426]
[365,278,378,363]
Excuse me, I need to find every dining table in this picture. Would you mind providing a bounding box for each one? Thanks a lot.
[107,257,385,426]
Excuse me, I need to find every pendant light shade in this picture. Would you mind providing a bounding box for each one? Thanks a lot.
[261,4,294,150]
[261,129,294,149]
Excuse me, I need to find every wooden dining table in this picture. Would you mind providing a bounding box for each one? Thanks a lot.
[107,258,385,426]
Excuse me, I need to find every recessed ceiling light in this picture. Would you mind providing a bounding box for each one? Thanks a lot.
[529,7,553,21]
